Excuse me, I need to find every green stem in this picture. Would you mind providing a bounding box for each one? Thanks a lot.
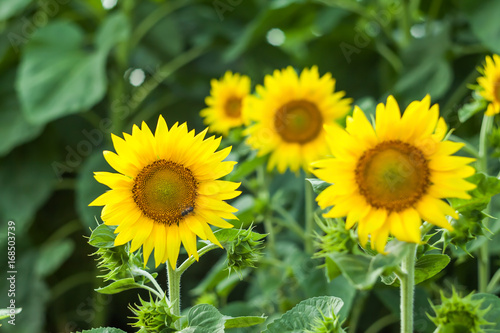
[257,165,276,254]
[400,243,417,333]
[348,291,369,333]
[375,40,403,73]
[273,205,306,239]
[177,243,221,275]
[478,114,493,293]
[400,0,412,47]
[167,261,181,316]
[487,267,500,293]
[133,268,166,301]
[305,177,315,254]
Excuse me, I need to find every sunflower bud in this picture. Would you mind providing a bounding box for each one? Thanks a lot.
[225,226,265,277]
[129,296,181,332]
[314,216,360,255]
[441,213,490,254]
[428,288,492,333]
[305,307,346,333]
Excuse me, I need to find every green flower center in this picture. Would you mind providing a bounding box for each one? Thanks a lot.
[224,97,242,118]
[355,140,430,212]
[274,100,323,144]
[132,159,197,225]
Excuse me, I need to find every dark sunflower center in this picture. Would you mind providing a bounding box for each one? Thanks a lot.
[274,100,323,144]
[224,97,242,118]
[132,159,197,225]
[355,140,430,212]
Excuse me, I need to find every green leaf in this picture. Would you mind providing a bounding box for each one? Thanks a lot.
[223,315,267,329]
[449,173,500,214]
[324,256,342,282]
[471,293,500,329]
[35,239,75,278]
[462,0,500,54]
[306,178,330,194]
[16,14,130,125]
[263,296,344,333]
[95,278,144,295]
[89,224,117,248]
[0,0,31,20]
[0,69,43,157]
[0,308,22,320]
[179,304,225,333]
[414,254,450,285]
[327,241,410,289]
[458,98,488,123]
[78,328,127,333]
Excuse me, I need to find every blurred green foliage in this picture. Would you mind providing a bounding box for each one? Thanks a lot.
[1,0,500,332]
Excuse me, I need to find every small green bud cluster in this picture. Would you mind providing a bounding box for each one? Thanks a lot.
[314,216,360,256]
[428,288,492,333]
[441,213,490,254]
[94,244,144,281]
[129,296,181,333]
[226,226,266,277]
[305,307,346,333]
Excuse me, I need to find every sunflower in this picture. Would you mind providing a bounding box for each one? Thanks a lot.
[89,115,241,268]
[200,71,251,136]
[244,66,352,173]
[311,95,476,253]
[477,54,500,116]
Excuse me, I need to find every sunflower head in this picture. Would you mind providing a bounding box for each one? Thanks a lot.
[89,115,241,268]
[200,71,251,136]
[244,66,352,173]
[311,95,476,253]
[476,54,500,116]
[428,288,492,333]
[129,295,180,332]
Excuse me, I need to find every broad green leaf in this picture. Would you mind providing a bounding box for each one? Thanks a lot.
[324,256,342,281]
[462,0,500,54]
[16,14,130,125]
[0,69,43,156]
[449,173,500,214]
[78,328,127,333]
[471,293,500,329]
[179,304,225,333]
[0,0,32,20]
[263,296,344,333]
[385,254,450,287]
[35,239,75,278]
[414,254,450,285]
[223,315,267,329]
[306,178,330,194]
[88,224,117,248]
[95,278,144,295]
